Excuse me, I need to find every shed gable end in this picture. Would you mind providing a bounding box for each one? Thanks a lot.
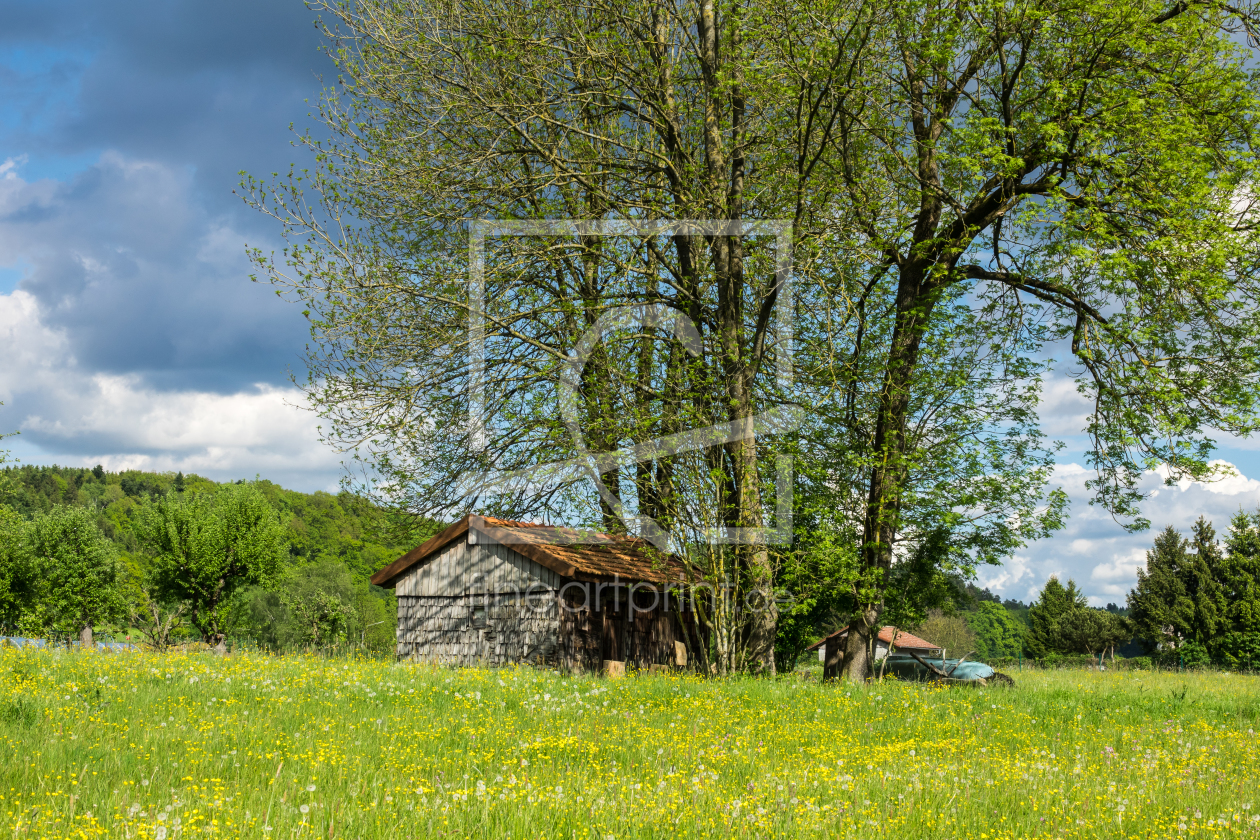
[395,537,562,597]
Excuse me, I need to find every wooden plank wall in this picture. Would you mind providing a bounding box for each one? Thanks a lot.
[395,538,560,598]
[393,536,697,672]
[397,594,562,666]
[557,588,693,673]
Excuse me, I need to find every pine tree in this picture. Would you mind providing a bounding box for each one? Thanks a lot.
[1213,511,1260,668]
[1128,526,1193,648]
[1025,577,1088,658]
[1187,518,1228,644]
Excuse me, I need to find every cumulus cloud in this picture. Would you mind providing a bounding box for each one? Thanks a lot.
[0,286,340,491]
[976,460,1260,606]
[0,153,308,391]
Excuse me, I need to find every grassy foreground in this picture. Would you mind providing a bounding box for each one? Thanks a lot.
[1,649,1258,839]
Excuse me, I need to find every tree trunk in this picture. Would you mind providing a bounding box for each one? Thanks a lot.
[840,271,937,683]
[841,606,879,683]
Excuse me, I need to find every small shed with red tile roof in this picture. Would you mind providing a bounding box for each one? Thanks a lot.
[806,625,942,670]
[371,514,699,671]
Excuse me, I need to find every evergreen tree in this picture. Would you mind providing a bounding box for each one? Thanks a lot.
[1128,526,1192,647]
[1188,518,1229,643]
[1129,520,1228,650]
[1220,511,1260,635]
[1213,511,1260,668]
[1025,577,1088,658]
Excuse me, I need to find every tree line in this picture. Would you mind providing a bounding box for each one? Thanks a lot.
[866,510,1260,672]
[244,0,1260,679]
[0,464,415,652]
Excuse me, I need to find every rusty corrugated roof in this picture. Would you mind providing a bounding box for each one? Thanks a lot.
[370,514,688,588]
[805,625,941,652]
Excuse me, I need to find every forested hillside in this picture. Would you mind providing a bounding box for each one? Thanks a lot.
[0,465,429,650]
[1,465,409,576]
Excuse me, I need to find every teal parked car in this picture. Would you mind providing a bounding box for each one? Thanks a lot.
[879,653,1015,685]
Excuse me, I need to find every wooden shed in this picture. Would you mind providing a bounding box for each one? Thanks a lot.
[807,625,943,663]
[370,514,699,672]
[807,625,942,678]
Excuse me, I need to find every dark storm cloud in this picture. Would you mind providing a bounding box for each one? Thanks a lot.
[0,0,332,392]
[0,154,308,391]
[50,0,329,204]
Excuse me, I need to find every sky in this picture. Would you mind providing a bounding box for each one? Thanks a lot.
[2,0,1260,606]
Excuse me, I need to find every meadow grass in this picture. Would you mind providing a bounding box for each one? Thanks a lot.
[2,648,1258,839]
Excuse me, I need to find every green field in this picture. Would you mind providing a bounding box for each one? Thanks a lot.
[2,648,1257,839]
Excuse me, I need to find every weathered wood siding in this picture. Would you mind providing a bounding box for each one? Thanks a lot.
[394,536,694,672]
[395,538,560,597]
[396,594,561,665]
[556,587,695,672]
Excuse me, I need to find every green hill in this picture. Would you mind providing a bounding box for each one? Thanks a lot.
[0,464,428,650]
[0,465,412,577]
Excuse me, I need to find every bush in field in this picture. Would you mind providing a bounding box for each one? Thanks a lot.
[138,483,287,650]
[231,560,396,652]
[25,505,125,645]
[1210,631,1260,670]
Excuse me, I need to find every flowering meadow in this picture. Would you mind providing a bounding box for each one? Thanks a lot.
[1,648,1258,839]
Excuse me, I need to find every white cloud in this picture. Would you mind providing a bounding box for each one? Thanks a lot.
[976,460,1260,606]
[0,156,28,180]
[0,286,341,491]
[1035,374,1094,437]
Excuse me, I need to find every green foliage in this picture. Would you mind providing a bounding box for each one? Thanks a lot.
[138,483,289,644]
[1129,513,1260,668]
[1220,511,1260,636]
[0,465,410,651]
[229,561,396,652]
[881,529,971,630]
[967,601,1025,660]
[1057,606,1129,657]
[1209,632,1260,671]
[911,611,976,657]
[25,506,125,639]
[1176,640,1214,670]
[1025,577,1088,658]
[279,562,360,647]
[0,505,31,629]
[773,520,859,672]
